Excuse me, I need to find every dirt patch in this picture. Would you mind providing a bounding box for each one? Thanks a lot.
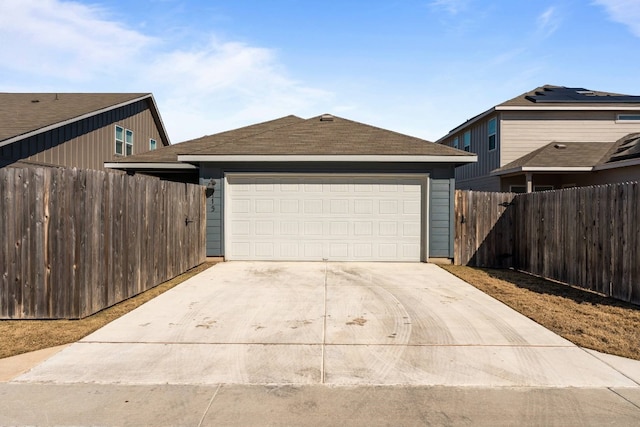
[440,265,640,361]
[0,262,217,360]
[347,317,367,326]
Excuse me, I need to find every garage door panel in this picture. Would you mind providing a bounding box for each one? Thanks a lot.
[379,200,398,214]
[226,175,425,261]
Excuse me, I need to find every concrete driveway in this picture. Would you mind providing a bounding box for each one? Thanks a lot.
[14,262,640,387]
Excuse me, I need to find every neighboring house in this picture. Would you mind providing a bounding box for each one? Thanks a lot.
[107,114,476,262]
[437,85,640,192]
[0,93,170,170]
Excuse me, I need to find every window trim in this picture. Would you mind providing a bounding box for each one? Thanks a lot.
[149,138,157,150]
[488,117,497,151]
[125,129,134,156]
[463,131,471,152]
[115,125,124,156]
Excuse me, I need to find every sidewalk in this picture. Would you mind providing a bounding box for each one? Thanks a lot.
[1,382,640,426]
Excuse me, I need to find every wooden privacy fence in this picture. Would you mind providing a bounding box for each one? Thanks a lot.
[454,190,516,268]
[0,167,206,319]
[455,182,640,305]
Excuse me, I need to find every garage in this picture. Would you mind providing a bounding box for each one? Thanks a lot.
[225,174,428,261]
[108,113,477,262]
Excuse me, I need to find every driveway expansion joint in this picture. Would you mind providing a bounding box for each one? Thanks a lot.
[197,384,221,427]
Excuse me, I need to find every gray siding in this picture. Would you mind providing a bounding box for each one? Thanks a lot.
[440,109,640,191]
[441,114,500,184]
[199,166,224,256]
[0,99,164,171]
[429,178,454,258]
[199,162,457,260]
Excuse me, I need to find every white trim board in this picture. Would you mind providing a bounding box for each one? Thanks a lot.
[179,154,476,163]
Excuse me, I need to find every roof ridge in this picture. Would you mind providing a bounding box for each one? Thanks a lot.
[307,114,435,143]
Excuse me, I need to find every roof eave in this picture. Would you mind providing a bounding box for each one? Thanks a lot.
[104,162,197,170]
[593,158,640,171]
[0,94,158,149]
[436,107,497,143]
[491,166,594,176]
[177,154,478,163]
[495,105,640,111]
[146,94,172,146]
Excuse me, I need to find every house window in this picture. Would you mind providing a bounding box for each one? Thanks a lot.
[488,118,497,151]
[453,136,459,149]
[125,129,133,156]
[150,138,157,150]
[617,114,640,122]
[463,131,471,152]
[115,125,124,155]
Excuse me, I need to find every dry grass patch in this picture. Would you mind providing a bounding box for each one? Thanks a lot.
[440,265,640,360]
[0,262,217,359]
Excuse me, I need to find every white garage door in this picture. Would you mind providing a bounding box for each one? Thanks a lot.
[225,174,427,261]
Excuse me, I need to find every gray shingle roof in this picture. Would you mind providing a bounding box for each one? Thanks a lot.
[492,133,640,175]
[0,93,150,142]
[112,115,306,163]
[112,114,473,164]
[499,85,640,108]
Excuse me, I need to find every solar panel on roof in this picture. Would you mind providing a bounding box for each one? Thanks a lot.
[609,137,640,162]
[526,87,640,103]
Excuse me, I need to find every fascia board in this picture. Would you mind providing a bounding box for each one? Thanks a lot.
[177,154,478,163]
[104,162,197,169]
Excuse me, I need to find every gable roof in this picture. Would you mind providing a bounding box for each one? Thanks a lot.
[107,114,475,170]
[108,115,305,165]
[186,114,470,157]
[492,133,640,176]
[0,93,170,148]
[437,85,640,142]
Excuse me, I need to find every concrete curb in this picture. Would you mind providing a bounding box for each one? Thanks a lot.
[0,345,70,382]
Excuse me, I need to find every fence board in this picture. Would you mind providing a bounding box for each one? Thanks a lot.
[455,182,640,305]
[0,167,206,319]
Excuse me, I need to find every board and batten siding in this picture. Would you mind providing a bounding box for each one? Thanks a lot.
[441,115,500,185]
[500,110,640,166]
[0,100,163,171]
[199,162,457,260]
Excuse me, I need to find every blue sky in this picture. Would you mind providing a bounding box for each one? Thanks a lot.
[1,0,639,143]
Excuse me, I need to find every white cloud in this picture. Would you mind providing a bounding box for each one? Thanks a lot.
[145,38,333,141]
[0,0,154,80]
[593,0,640,37]
[0,0,332,142]
[537,6,560,37]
